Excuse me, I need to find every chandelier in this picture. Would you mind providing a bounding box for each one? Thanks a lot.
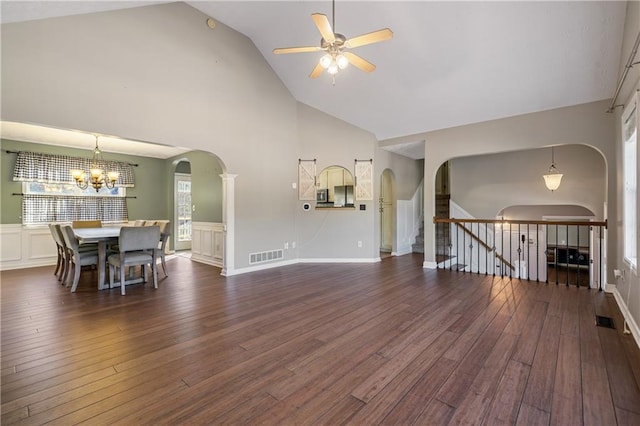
[70,135,119,192]
[542,146,563,191]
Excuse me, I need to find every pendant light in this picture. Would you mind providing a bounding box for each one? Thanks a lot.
[543,147,563,191]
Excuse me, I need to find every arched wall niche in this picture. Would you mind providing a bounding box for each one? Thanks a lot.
[317,165,355,207]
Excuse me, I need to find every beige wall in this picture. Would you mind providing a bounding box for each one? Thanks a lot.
[612,0,640,341]
[383,100,615,268]
[1,2,300,270]
[449,144,606,219]
[0,2,423,270]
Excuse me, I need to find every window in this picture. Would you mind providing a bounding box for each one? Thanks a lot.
[175,175,192,244]
[622,93,637,268]
[13,150,134,225]
[23,182,125,197]
[22,182,128,225]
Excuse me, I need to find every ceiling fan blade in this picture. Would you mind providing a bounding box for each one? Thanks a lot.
[343,52,376,73]
[312,13,335,44]
[273,46,321,54]
[344,28,393,48]
[309,62,324,79]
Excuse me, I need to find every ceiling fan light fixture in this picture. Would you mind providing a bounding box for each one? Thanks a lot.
[336,54,349,69]
[320,54,332,69]
[272,0,393,81]
[327,61,339,75]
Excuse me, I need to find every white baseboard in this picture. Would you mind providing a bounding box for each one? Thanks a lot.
[222,259,299,276]
[0,258,56,271]
[297,257,381,264]
[606,284,640,349]
[190,254,223,269]
[223,257,382,277]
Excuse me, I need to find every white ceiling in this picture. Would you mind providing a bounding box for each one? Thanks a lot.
[0,121,190,159]
[0,1,628,159]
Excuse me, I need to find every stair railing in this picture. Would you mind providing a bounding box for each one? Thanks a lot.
[433,217,608,289]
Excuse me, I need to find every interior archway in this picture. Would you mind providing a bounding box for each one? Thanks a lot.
[0,121,235,275]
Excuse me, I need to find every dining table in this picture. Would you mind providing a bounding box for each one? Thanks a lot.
[73,226,121,290]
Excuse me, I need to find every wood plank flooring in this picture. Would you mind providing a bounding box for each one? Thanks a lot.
[1,254,639,425]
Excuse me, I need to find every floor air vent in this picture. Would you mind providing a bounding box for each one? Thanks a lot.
[595,315,615,329]
[250,249,284,265]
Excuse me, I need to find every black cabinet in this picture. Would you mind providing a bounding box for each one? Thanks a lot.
[548,245,589,269]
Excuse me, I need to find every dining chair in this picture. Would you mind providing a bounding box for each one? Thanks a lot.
[155,221,171,277]
[108,226,160,296]
[60,225,99,292]
[48,223,66,282]
[130,220,171,277]
[72,220,102,228]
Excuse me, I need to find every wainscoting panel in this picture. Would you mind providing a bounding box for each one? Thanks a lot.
[0,224,57,271]
[191,222,224,268]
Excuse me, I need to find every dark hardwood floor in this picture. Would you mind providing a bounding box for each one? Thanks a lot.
[2,254,639,425]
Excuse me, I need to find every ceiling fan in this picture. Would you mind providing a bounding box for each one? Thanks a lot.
[273,0,393,79]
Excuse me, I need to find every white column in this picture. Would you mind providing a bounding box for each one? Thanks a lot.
[220,173,237,276]
[423,148,437,269]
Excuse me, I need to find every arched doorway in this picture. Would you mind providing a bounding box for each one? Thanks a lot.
[171,151,229,273]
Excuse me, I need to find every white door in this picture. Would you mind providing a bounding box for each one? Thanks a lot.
[174,173,192,251]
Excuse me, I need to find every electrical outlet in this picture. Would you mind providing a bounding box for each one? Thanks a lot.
[357,241,363,248]
[292,182,297,189]
[292,241,296,249]
[284,242,289,250]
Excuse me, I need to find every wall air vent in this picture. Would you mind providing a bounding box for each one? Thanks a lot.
[250,249,284,265]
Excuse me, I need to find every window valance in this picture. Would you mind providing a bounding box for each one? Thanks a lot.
[12,150,135,186]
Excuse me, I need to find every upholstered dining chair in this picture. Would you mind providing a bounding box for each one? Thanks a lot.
[107,226,160,296]
[48,223,67,282]
[60,225,99,292]
[132,220,171,277]
[156,221,171,277]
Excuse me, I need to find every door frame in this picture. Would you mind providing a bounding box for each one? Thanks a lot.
[174,172,192,251]
[380,169,395,253]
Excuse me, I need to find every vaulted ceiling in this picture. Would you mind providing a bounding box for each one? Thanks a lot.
[1,1,628,158]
